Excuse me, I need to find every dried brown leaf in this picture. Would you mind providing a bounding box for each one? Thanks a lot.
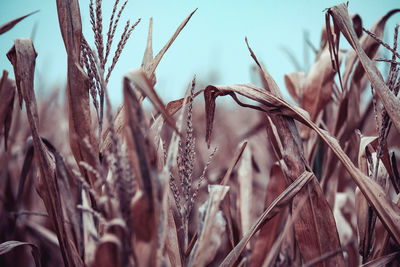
[124,76,154,202]
[293,177,344,266]
[56,0,98,187]
[360,252,399,267]
[7,38,83,267]
[327,4,400,134]
[356,135,378,259]
[102,9,196,152]
[237,40,344,265]
[237,144,253,236]
[16,139,34,206]
[219,171,313,267]
[203,82,400,247]
[191,185,229,267]
[165,206,182,267]
[124,79,156,242]
[342,9,400,89]
[0,240,41,267]
[0,10,39,35]
[142,9,197,86]
[250,161,287,267]
[165,90,204,116]
[125,69,179,134]
[92,234,122,267]
[302,48,342,121]
[0,71,16,150]
[185,141,247,258]
[284,71,305,104]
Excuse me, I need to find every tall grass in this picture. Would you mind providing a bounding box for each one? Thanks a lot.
[0,1,400,266]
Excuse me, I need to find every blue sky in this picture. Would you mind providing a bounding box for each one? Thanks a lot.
[0,0,399,105]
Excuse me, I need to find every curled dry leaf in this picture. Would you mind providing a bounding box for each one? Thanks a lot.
[229,39,344,265]
[203,81,400,247]
[165,90,204,116]
[0,240,41,267]
[7,38,83,267]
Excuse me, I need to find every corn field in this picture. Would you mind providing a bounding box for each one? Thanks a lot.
[0,1,400,266]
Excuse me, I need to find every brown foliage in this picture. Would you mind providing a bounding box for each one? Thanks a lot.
[1,2,400,267]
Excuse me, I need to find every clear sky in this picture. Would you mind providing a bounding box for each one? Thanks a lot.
[0,0,399,105]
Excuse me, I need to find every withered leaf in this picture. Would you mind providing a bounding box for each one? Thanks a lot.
[327,4,400,134]
[125,69,179,134]
[342,8,400,89]
[302,47,342,120]
[203,82,400,247]
[284,71,305,104]
[56,0,98,187]
[142,9,197,87]
[191,185,230,267]
[219,171,313,267]
[250,162,287,267]
[102,9,197,153]
[185,141,247,258]
[360,252,399,267]
[124,77,157,242]
[237,145,253,236]
[0,70,16,150]
[92,234,122,267]
[16,138,34,206]
[7,38,83,267]
[220,38,344,265]
[0,10,39,35]
[0,240,41,267]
